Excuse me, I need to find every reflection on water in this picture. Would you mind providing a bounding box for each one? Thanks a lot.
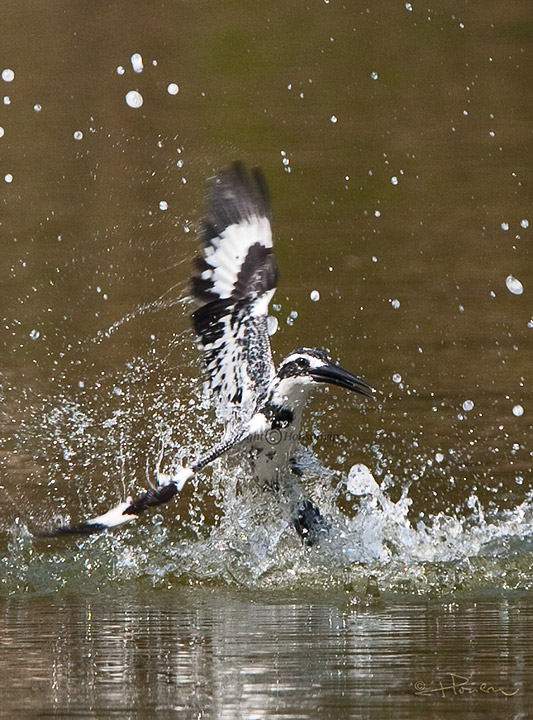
[1,591,531,719]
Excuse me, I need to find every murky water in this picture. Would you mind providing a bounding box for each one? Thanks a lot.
[1,1,533,717]
[0,591,531,719]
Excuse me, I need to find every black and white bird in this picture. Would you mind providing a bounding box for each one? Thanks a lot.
[45,163,374,544]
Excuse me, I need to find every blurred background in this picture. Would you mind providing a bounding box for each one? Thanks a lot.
[1,0,531,536]
[1,3,533,718]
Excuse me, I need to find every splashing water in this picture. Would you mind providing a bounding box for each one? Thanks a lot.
[3,405,533,598]
[2,303,533,598]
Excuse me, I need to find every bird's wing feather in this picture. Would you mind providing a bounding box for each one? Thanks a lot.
[192,162,278,424]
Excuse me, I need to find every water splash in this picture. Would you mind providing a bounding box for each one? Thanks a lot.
[4,437,533,598]
[2,314,533,597]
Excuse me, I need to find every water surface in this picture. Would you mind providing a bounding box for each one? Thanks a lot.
[1,1,533,717]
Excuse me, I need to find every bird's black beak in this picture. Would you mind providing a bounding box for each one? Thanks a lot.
[310,361,375,399]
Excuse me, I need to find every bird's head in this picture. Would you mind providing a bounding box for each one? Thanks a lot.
[276,347,375,399]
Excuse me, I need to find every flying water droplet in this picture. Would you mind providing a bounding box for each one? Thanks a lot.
[310,290,320,302]
[506,275,523,295]
[267,315,278,336]
[512,404,524,417]
[125,90,143,108]
[130,53,143,73]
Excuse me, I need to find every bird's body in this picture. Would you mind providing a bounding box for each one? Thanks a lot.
[44,162,374,543]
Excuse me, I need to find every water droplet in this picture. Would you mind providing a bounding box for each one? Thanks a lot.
[33,103,42,112]
[391,176,398,185]
[501,221,509,231]
[346,464,378,496]
[267,315,278,336]
[310,290,320,302]
[29,329,40,340]
[116,65,125,75]
[512,404,524,417]
[520,219,529,229]
[405,2,413,10]
[390,298,400,309]
[130,53,143,73]
[0,127,4,138]
[159,200,168,211]
[462,399,474,412]
[374,210,381,218]
[392,373,402,384]
[3,96,11,105]
[435,452,444,463]
[73,130,83,141]
[286,310,298,326]
[1,68,14,83]
[4,173,13,183]
[370,71,378,80]
[167,83,179,95]
[330,115,338,123]
[125,90,143,108]
[506,275,523,295]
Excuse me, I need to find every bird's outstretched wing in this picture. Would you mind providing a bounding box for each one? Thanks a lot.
[35,163,279,538]
[192,162,278,424]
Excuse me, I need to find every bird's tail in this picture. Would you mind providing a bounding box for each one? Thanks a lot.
[34,467,194,538]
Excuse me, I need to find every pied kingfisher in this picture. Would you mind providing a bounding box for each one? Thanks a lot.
[46,162,374,544]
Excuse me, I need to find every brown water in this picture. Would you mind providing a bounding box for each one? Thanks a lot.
[1,1,533,717]
[1,591,532,720]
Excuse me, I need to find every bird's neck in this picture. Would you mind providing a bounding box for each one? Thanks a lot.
[262,378,315,431]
